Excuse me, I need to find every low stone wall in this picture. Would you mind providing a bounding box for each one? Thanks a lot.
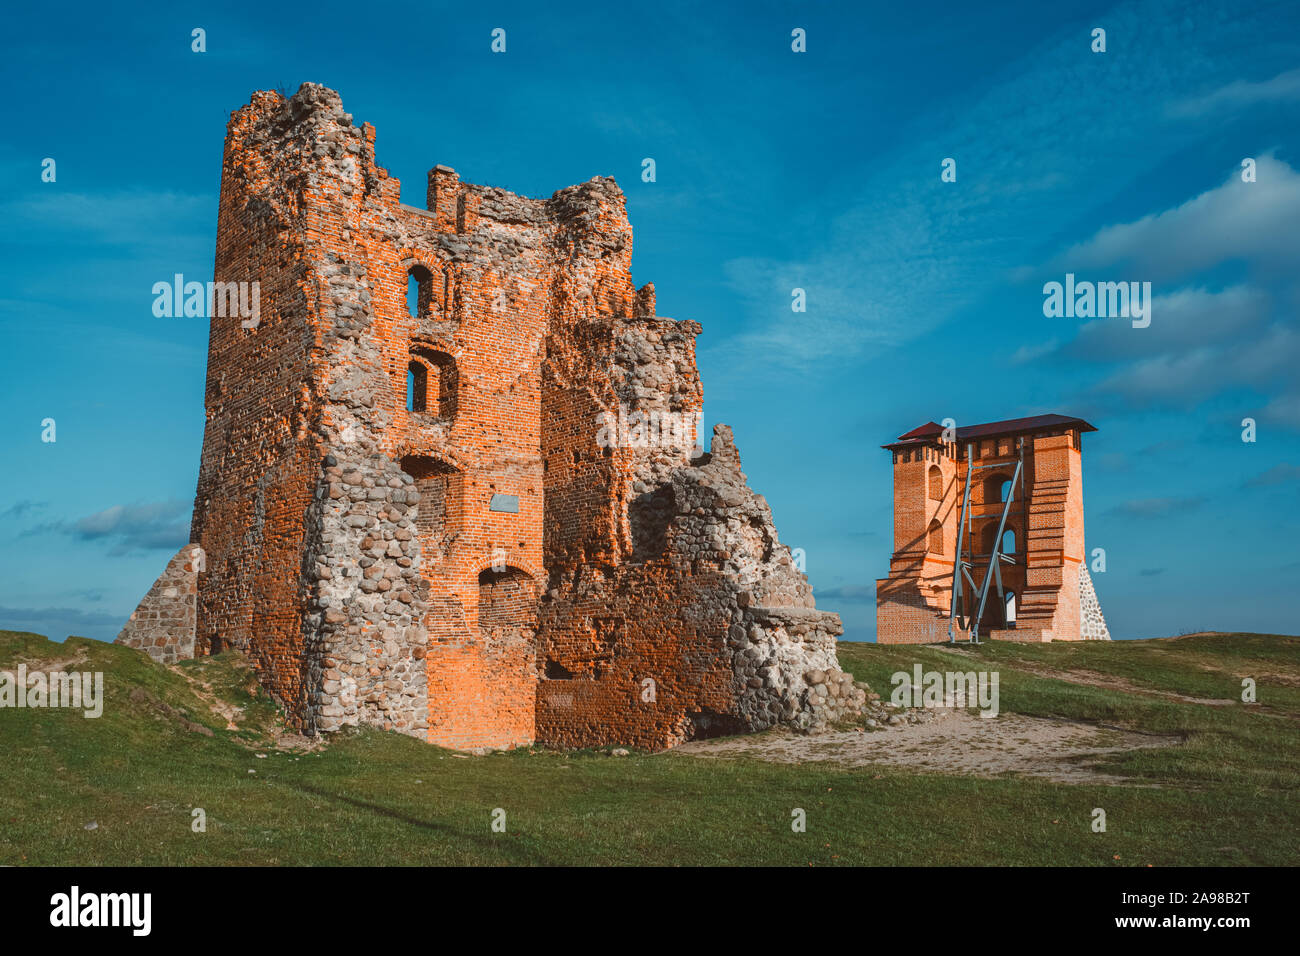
[115,545,202,664]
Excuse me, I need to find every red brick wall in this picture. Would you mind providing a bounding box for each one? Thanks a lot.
[877,427,1089,643]
[192,91,325,717]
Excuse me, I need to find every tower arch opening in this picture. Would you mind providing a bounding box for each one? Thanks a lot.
[478,565,538,638]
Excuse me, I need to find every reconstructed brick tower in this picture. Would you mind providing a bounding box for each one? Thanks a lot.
[875,415,1110,644]
[118,83,863,750]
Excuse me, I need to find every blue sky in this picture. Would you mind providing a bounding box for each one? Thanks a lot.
[1,0,1297,643]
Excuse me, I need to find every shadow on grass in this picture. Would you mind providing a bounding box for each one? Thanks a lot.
[280,781,553,865]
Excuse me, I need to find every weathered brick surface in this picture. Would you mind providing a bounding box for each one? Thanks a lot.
[876,419,1110,644]
[115,546,201,664]
[538,424,849,748]
[135,82,856,750]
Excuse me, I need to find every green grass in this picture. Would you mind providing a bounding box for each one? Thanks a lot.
[1,629,1297,866]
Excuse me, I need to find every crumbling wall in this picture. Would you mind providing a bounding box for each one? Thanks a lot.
[190,89,325,719]
[177,82,852,750]
[536,426,862,749]
[115,545,201,664]
[194,86,430,736]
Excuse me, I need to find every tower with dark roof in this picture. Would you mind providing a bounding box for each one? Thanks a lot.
[876,415,1110,643]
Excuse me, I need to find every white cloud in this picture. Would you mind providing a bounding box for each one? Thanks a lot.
[24,500,192,556]
[1035,155,1300,420]
[1094,323,1300,407]
[1066,285,1270,361]
[1049,155,1300,281]
[704,0,1271,380]
[1169,68,1300,118]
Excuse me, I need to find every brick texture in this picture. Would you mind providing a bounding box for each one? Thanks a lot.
[876,421,1110,643]
[122,83,862,751]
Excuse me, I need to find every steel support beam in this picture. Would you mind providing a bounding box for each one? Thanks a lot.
[948,445,974,642]
[972,454,1024,644]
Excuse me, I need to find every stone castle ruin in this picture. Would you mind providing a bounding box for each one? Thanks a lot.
[116,83,864,750]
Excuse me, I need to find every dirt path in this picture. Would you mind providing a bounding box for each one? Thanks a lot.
[675,709,1180,785]
[930,644,1240,706]
[1012,664,1234,706]
[1,647,91,675]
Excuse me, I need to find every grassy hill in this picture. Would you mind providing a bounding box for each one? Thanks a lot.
[0,628,1296,866]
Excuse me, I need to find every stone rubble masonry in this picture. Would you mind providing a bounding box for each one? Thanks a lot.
[1078,565,1111,641]
[876,420,1111,643]
[115,82,862,750]
[115,545,201,664]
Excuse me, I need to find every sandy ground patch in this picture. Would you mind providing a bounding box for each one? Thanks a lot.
[675,709,1180,785]
[183,675,247,731]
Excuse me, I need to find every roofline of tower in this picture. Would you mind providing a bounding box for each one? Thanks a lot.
[881,414,1098,451]
[883,414,1097,449]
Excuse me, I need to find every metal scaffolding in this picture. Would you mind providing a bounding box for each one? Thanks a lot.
[948,438,1026,644]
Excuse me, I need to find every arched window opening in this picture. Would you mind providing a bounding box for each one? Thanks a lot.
[400,455,459,547]
[928,464,943,502]
[927,518,943,555]
[984,473,1011,504]
[1002,528,1016,555]
[406,345,457,419]
[980,523,997,556]
[478,566,537,637]
[407,362,426,412]
[1005,592,1017,627]
[407,265,434,318]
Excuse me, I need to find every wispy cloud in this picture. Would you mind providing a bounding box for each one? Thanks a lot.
[816,584,876,603]
[1030,157,1300,420]
[1245,463,1300,487]
[704,0,1251,380]
[1047,155,1300,281]
[1,499,47,519]
[22,500,191,556]
[1093,324,1300,407]
[0,190,211,254]
[1259,391,1300,430]
[1169,68,1300,118]
[1064,286,1270,362]
[1105,496,1205,519]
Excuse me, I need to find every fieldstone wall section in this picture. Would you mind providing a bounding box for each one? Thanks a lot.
[1078,565,1111,640]
[115,545,201,664]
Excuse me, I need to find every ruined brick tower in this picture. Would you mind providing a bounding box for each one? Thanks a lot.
[875,415,1111,644]
[116,83,863,750]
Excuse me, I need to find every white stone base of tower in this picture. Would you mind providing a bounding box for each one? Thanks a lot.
[1078,564,1111,640]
